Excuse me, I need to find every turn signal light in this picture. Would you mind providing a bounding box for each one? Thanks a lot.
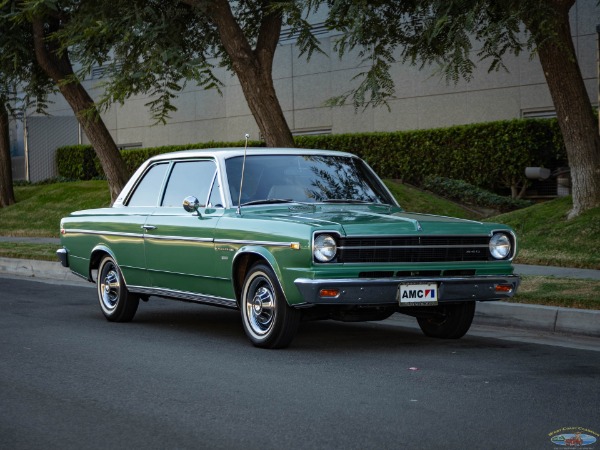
[319,289,340,298]
[495,284,513,294]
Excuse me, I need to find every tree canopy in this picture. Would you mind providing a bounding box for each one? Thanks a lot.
[1,0,598,216]
[0,2,55,207]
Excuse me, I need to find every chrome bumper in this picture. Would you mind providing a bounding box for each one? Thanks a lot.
[56,248,69,267]
[293,275,520,306]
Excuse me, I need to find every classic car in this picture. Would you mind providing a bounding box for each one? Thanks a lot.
[57,148,520,348]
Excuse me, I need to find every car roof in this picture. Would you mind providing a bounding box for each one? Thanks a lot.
[147,147,357,163]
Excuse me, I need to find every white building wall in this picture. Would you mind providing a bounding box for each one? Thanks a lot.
[37,0,599,149]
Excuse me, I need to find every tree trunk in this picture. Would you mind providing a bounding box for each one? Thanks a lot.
[31,17,129,203]
[198,0,294,147]
[0,102,16,207]
[528,0,600,218]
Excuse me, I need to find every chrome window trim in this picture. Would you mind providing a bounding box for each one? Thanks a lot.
[125,161,172,207]
[160,158,217,208]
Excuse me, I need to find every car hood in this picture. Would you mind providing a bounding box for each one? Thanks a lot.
[248,205,504,236]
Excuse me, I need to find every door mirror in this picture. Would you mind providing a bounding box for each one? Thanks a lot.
[183,196,202,214]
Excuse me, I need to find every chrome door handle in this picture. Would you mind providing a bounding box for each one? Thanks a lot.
[141,225,157,231]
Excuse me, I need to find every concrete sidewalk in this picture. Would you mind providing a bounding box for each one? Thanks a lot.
[0,255,598,338]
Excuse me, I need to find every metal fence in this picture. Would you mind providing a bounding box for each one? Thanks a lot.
[23,116,80,183]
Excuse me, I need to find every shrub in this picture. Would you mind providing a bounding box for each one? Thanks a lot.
[423,176,532,212]
[56,118,567,197]
[56,145,99,180]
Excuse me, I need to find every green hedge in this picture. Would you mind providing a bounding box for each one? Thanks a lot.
[56,118,567,195]
[295,119,566,194]
[56,140,265,180]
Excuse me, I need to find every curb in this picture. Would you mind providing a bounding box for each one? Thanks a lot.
[474,301,600,338]
[0,257,84,283]
[1,257,599,338]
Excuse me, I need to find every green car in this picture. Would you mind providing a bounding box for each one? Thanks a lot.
[57,148,520,348]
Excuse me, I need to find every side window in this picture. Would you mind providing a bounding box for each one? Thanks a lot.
[161,160,217,207]
[127,163,169,207]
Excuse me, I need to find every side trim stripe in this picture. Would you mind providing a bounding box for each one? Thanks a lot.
[64,229,294,247]
[65,229,143,239]
[129,285,237,309]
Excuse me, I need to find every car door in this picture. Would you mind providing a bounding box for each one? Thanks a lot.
[110,161,169,288]
[143,159,225,295]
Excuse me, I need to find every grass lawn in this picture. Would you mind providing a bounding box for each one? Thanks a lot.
[513,276,600,310]
[383,180,481,220]
[0,242,58,261]
[490,196,600,270]
[1,180,111,237]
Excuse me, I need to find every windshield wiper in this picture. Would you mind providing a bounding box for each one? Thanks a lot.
[240,198,295,206]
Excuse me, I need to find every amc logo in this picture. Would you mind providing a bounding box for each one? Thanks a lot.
[401,289,436,299]
[398,283,438,304]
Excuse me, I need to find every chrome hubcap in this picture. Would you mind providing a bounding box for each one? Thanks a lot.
[100,267,120,311]
[246,283,275,336]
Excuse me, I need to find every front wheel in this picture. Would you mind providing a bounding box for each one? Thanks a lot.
[417,302,475,339]
[240,263,301,349]
[97,255,139,322]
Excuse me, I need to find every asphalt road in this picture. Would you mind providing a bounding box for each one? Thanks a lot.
[1,276,599,450]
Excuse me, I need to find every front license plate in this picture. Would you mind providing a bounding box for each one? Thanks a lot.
[397,283,438,306]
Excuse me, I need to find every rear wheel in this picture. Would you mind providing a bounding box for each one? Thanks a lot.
[97,255,139,322]
[417,302,475,339]
[240,263,301,349]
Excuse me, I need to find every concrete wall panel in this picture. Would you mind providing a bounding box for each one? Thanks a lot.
[417,94,469,129]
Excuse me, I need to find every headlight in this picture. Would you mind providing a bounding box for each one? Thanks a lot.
[313,234,337,262]
[489,233,512,259]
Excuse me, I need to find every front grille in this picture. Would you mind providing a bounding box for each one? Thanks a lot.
[337,236,490,263]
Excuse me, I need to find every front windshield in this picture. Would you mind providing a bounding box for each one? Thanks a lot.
[225,154,395,206]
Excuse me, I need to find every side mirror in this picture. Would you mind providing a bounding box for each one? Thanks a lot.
[183,196,202,215]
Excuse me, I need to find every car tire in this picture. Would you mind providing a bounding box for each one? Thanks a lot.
[240,263,301,349]
[416,302,475,339]
[97,255,139,322]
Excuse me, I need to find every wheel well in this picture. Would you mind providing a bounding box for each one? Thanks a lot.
[89,249,110,282]
[232,253,266,303]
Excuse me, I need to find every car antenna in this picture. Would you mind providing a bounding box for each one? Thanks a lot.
[236,133,250,215]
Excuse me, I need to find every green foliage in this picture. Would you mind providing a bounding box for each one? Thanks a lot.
[58,0,324,125]
[323,0,556,107]
[57,140,266,179]
[0,1,55,117]
[56,118,566,197]
[422,176,532,212]
[56,145,98,180]
[295,118,566,194]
